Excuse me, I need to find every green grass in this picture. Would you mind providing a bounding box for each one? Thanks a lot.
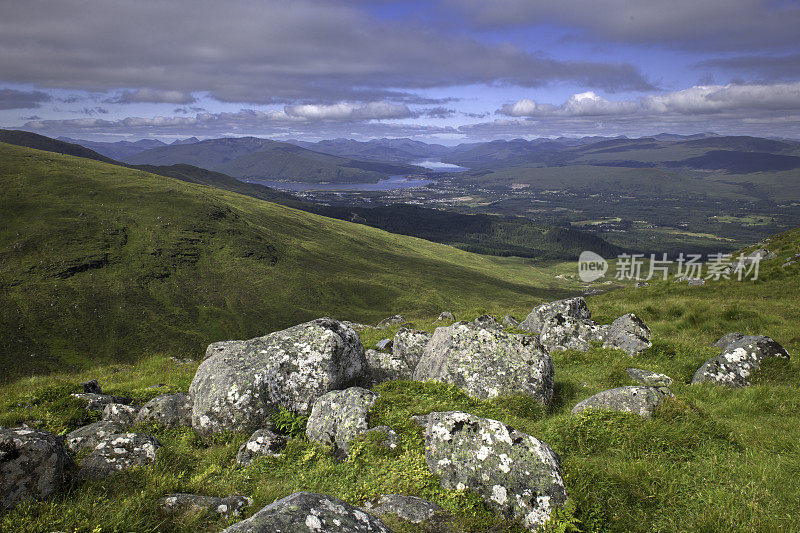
[0,142,582,382]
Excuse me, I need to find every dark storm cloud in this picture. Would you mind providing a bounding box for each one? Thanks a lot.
[446,0,800,51]
[695,54,800,81]
[0,88,51,110]
[0,0,652,105]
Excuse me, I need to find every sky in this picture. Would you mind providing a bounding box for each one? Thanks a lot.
[0,0,799,143]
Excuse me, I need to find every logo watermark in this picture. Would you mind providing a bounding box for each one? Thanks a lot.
[577,252,762,282]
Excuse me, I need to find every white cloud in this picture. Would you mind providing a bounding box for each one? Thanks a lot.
[284,102,413,121]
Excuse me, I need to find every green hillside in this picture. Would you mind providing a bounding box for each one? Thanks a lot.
[0,142,581,382]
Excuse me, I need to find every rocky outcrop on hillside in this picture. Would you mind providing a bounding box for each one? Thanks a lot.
[189,318,368,437]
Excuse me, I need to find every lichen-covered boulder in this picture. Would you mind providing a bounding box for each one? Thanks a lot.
[713,332,745,349]
[692,335,790,387]
[65,420,124,453]
[365,349,411,384]
[473,314,502,330]
[190,318,368,438]
[572,386,673,418]
[134,393,193,428]
[362,494,449,530]
[159,493,253,518]
[78,433,160,480]
[422,411,567,530]
[502,315,519,328]
[377,315,405,328]
[0,428,70,512]
[71,393,132,412]
[306,387,377,455]
[626,368,673,387]
[437,311,455,322]
[413,322,554,403]
[375,339,393,352]
[102,403,140,426]
[519,297,591,335]
[603,313,652,354]
[236,429,287,466]
[539,314,606,352]
[392,328,431,370]
[203,339,249,362]
[221,491,392,532]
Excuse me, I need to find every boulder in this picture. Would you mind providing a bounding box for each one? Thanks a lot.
[713,332,745,349]
[377,315,405,328]
[102,403,139,426]
[375,339,393,352]
[82,380,102,394]
[71,393,132,412]
[436,311,455,322]
[603,313,652,354]
[519,297,591,335]
[159,493,253,518]
[134,393,193,428]
[78,433,160,480]
[692,335,790,387]
[473,314,502,330]
[190,318,368,437]
[413,322,554,404]
[539,314,606,352]
[203,339,249,362]
[0,428,70,512]
[687,279,705,286]
[392,328,431,370]
[236,429,287,466]
[502,315,519,328]
[306,387,377,455]
[220,492,392,532]
[626,369,673,387]
[65,420,125,453]
[421,411,567,530]
[365,349,411,384]
[572,386,673,418]
[362,494,448,530]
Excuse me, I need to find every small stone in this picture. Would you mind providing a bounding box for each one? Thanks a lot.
[82,380,102,394]
[377,315,405,328]
[71,393,132,412]
[306,387,378,455]
[626,368,673,387]
[375,339,393,352]
[436,311,455,322]
[78,433,161,481]
[474,314,502,329]
[65,420,125,453]
[236,429,287,466]
[572,386,673,418]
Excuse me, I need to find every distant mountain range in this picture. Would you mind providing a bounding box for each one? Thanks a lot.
[56,136,200,160]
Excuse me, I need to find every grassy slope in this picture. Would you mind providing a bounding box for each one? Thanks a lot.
[2,229,798,532]
[0,142,580,382]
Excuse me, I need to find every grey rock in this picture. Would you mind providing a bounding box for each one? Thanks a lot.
[102,403,139,426]
[687,279,705,286]
[422,411,567,530]
[782,260,797,268]
[714,332,745,349]
[377,315,405,328]
[236,429,287,466]
[635,282,649,289]
[306,387,377,455]
[603,313,652,354]
[626,369,673,387]
[502,315,519,328]
[392,328,431,370]
[540,314,606,352]
[190,318,368,438]
[519,297,591,335]
[65,420,125,453]
[82,380,102,394]
[692,335,790,387]
[375,339,393,352]
[202,340,249,362]
[71,393,132,412]
[221,491,392,532]
[341,321,370,332]
[134,393,193,428]
[0,428,70,512]
[436,311,455,322]
[473,314,502,330]
[363,494,448,529]
[413,322,554,403]
[78,433,160,480]
[159,493,253,518]
[365,349,411,384]
[572,386,673,418]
